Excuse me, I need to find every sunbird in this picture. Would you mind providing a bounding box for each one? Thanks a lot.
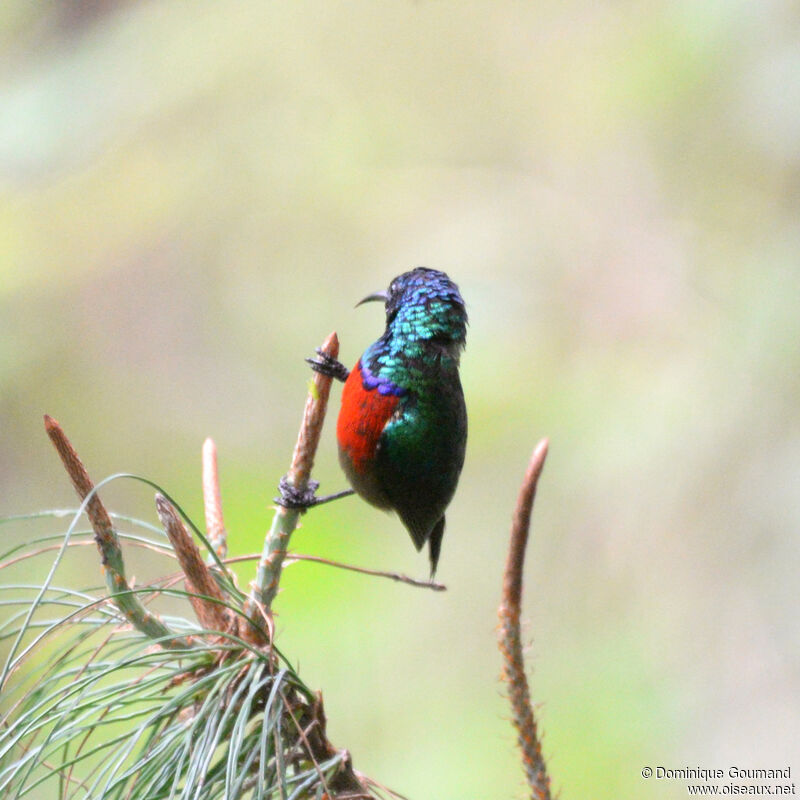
[296,268,468,576]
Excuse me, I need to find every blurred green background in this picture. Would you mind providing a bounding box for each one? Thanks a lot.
[2,2,799,798]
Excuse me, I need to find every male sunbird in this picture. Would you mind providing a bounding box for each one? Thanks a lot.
[281,267,468,576]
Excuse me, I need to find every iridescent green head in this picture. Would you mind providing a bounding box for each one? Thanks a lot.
[359,267,468,357]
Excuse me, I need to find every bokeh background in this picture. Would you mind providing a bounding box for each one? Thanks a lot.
[2,2,799,798]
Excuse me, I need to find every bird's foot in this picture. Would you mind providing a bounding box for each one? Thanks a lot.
[275,476,320,510]
[275,475,355,511]
[306,348,350,382]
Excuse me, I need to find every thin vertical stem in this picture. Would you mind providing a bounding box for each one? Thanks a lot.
[498,438,552,800]
[202,438,228,561]
[244,332,340,631]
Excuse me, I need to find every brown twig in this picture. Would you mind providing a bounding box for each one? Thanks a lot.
[283,553,446,591]
[202,438,228,561]
[43,415,185,647]
[497,438,552,800]
[155,493,236,637]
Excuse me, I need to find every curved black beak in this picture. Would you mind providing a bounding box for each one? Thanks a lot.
[355,290,389,308]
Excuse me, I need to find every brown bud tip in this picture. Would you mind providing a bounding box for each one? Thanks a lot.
[320,331,339,358]
[154,493,170,518]
[532,437,549,467]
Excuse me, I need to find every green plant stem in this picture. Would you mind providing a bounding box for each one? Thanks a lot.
[44,415,185,648]
[244,332,340,630]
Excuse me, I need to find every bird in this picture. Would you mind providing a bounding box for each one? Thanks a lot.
[305,267,468,576]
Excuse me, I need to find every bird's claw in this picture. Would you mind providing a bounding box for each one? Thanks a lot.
[275,477,356,511]
[275,475,321,511]
[306,348,349,382]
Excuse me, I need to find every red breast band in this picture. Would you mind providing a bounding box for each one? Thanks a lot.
[337,361,399,474]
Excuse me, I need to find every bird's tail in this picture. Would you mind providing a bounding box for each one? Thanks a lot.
[428,516,446,578]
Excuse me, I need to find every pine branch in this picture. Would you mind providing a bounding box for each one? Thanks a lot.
[155,492,237,637]
[3,341,450,799]
[498,438,553,800]
[244,331,340,627]
[43,415,186,648]
[6,340,559,800]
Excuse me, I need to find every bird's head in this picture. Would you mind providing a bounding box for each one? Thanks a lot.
[357,267,468,356]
